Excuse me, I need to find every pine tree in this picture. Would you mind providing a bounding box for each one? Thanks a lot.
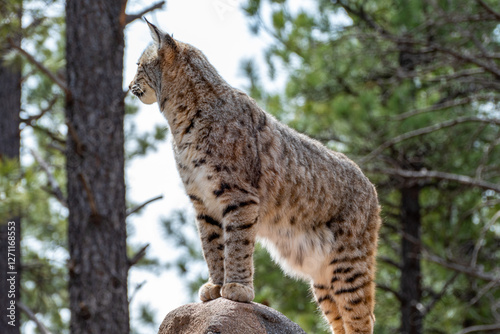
[65,1,129,332]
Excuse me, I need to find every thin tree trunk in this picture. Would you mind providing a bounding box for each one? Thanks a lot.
[400,185,423,334]
[0,27,22,334]
[65,1,129,333]
[397,39,424,333]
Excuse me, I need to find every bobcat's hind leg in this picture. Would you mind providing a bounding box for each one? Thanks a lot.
[332,278,375,334]
[195,210,225,302]
[326,251,376,334]
[317,202,380,333]
[312,283,346,334]
[313,261,375,334]
[312,241,377,333]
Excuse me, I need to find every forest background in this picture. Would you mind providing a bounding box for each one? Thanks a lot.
[0,0,499,334]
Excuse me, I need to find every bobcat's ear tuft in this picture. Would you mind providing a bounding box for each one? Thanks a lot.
[144,17,177,51]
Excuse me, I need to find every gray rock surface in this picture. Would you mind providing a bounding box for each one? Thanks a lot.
[158,298,307,334]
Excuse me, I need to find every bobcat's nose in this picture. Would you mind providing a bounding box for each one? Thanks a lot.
[130,83,144,97]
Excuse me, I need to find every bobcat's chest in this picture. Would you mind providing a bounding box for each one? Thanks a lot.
[173,142,222,217]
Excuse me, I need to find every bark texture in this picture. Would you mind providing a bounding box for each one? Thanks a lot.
[398,41,423,334]
[158,299,307,334]
[400,185,422,334]
[0,11,22,333]
[65,1,129,333]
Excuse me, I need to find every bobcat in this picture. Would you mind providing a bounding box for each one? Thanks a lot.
[130,18,381,334]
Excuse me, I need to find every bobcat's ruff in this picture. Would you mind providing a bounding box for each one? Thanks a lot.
[130,19,381,334]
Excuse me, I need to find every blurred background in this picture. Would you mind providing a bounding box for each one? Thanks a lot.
[0,0,499,333]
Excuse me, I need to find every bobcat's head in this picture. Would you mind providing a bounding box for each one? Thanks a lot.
[129,18,179,105]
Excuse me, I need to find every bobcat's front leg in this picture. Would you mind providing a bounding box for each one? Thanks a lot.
[195,209,225,302]
[220,199,259,303]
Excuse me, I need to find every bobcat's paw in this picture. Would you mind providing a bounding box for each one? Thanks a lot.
[221,282,254,303]
[199,282,222,302]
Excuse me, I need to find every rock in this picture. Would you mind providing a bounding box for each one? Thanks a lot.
[158,298,307,334]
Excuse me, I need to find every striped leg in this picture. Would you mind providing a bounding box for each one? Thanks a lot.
[333,279,375,334]
[195,209,225,302]
[329,255,376,334]
[313,283,346,334]
[220,198,259,302]
[320,206,380,333]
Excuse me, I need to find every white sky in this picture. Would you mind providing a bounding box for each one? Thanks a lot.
[123,1,273,331]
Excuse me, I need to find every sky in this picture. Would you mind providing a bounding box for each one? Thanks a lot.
[122,0,273,330]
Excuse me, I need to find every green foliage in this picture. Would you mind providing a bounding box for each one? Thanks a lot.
[243,0,261,17]
[1,4,72,331]
[125,123,168,160]
[0,0,22,41]
[130,303,157,334]
[0,154,70,332]
[160,210,204,283]
[124,96,168,160]
[0,158,24,223]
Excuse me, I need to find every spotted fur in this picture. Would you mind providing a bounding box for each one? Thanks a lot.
[129,19,381,334]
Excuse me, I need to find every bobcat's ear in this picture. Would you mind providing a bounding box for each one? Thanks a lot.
[144,17,177,51]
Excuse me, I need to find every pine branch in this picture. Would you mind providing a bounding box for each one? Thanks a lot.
[30,124,66,145]
[469,274,500,306]
[47,142,65,153]
[128,280,147,304]
[336,0,500,78]
[372,168,500,193]
[456,323,500,334]
[378,256,401,269]
[391,97,472,121]
[376,283,402,301]
[336,0,392,38]
[477,0,500,20]
[78,173,98,216]
[128,243,150,267]
[386,220,500,283]
[471,211,500,267]
[430,43,500,78]
[361,116,500,164]
[8,39,70,96]
[126,1,166,25]
[30,149,68,208]
[422,272,459,316]
[18,302,53,334]
[126,195,163,217]
[423,251,500,283]
[427,69,487,83]
[21,95,59,124]
[66,120,84,156]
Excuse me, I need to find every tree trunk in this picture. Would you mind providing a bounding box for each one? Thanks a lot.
[0,6,22,332]
[65,1,129,333]
[400,185,423,334]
